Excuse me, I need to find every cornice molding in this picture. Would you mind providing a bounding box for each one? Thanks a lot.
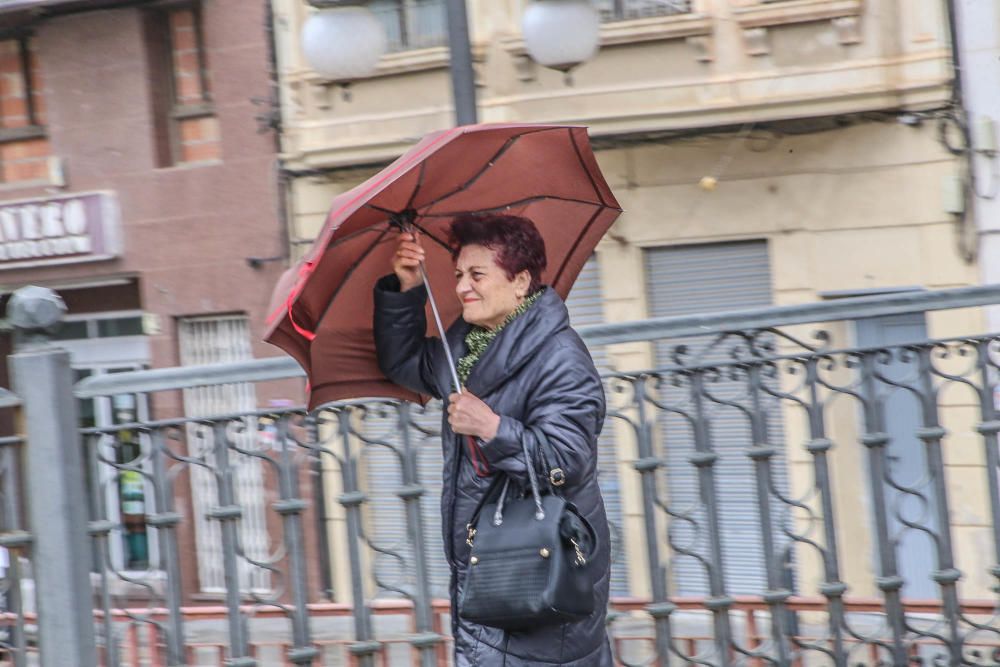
[286,75,950,171]
[731,0,863,29]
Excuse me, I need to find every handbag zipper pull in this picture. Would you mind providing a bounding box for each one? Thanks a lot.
[466,523,476,547]
[571,538,586,566]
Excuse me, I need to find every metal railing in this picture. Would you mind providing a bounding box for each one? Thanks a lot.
[2,285,1000,666]
[370,0,448,53]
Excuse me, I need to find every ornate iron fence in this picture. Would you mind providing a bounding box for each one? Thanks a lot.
[2,286,1000,666]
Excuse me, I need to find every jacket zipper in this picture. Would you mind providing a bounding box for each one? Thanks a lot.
[446,430,462,566]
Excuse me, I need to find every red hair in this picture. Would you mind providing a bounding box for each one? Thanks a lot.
[448,214,547,293]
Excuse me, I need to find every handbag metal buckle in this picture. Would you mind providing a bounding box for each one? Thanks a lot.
[549,468,566,487]
[466,524,476,547]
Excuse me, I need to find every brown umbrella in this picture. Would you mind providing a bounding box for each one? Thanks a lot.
[264,123,622,409]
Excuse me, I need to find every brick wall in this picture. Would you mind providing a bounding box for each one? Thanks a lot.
[169,8,220,164]
[0,38,49,183]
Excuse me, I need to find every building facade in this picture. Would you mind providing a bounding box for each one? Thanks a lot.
[953,0,1000,330]
[274,0,991,605]
[0,0,303,604]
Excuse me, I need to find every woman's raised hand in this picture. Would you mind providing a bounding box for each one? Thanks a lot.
[392,231,425,292]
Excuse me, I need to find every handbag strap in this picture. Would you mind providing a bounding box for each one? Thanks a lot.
[465,428,550,537]
[519,435,546,520]
[465,474,504,539]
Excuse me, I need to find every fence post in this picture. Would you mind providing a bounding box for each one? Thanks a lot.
[6,286,98,667]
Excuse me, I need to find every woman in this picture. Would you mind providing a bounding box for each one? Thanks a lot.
[373,213,612,666]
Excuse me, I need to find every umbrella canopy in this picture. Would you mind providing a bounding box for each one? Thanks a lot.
[265,123,621,409]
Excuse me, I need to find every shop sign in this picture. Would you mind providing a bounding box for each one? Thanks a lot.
[0,191,122,270]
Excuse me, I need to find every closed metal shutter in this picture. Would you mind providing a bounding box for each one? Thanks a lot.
[179,315,271,593]
[644,241,789,595]
[565,255,630,597]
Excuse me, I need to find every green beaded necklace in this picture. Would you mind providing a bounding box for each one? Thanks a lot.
[456,290,542,385]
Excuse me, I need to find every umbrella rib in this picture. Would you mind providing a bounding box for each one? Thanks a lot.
[409,220,452,252]
[404,161,427,211]
[551,206,606,288]
[416,193,604,217]
[314,224,394,325]
[568,127,609,209]
[366,204,397,216]
[316,219,397,251]
[361,203,452,251]
[417,126,564,214]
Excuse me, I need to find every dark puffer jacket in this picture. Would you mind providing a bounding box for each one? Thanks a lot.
[374,275,612,666]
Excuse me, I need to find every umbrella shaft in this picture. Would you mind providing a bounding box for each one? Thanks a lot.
[419,262,463,394]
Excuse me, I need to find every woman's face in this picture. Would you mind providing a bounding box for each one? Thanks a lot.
[454,244,530,330]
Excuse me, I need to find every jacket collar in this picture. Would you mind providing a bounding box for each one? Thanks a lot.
[460,286,569,397]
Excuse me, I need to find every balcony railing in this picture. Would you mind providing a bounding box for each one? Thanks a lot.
[596,0,693,23]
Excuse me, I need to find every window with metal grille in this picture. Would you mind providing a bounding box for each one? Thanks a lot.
[595,0,692,22]
[0,32,50,184]
[145,2,221,166]
[369,0,448,52]
[178,315,270,593]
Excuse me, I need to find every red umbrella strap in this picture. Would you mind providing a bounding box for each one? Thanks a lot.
[465,435,491,477]
[267,260,317,325]
[289,310,317,341]
[271,262,319,340]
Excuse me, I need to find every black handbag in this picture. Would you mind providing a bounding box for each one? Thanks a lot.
[458,430,598,631]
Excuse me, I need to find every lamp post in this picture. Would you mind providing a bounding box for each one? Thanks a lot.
[300,0,602,127]
[443,0,477,125]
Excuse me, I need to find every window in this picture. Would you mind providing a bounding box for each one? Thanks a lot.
[52,314,145,341]
[0,33,50,184]
[596,0,693,22]
[179,315,270,593]
[369,0,447,52]
[76,365,155,573]
[145,3,220,166]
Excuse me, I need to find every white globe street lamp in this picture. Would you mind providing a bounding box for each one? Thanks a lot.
[522,0,601,74]
[300,3,387,82]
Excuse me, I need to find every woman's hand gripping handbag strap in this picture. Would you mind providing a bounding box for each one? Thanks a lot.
[458,428,599,630]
